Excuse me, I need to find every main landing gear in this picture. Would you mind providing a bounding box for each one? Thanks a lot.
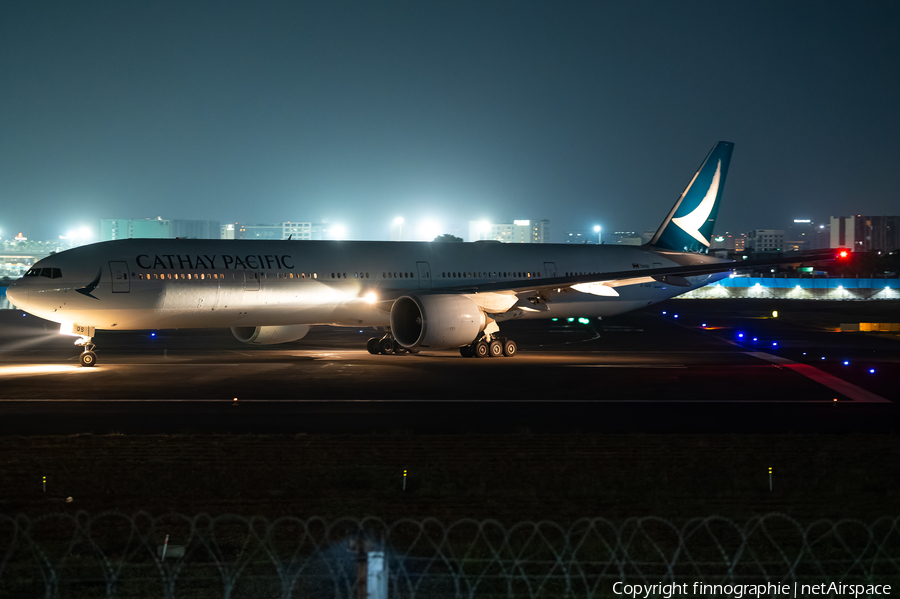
[75,336,98,367]
[366,334,420,356]
[459,336,517,358]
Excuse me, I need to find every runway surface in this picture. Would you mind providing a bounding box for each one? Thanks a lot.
[0,300,897,433]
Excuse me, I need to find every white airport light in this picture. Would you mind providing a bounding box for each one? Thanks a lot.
[329,224,347,240]
[593,225,601,244]
[418,219,441,241]
[363,292,377,304]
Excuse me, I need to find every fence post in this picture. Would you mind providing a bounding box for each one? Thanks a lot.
[353,536,388,599]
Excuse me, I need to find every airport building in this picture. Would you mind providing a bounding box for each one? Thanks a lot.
[830,215,900,252]
[468,219,550,243]
[786,219,830,251]
[225,222,341,240]
[746,229,785,252]
[100,218,221,240]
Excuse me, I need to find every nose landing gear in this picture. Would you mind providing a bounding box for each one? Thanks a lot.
[75,336,98,367]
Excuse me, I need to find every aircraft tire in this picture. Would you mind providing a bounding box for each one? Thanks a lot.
[80,351,97,367]
[488,340,503,357]
[407,348,420,355]
[474,341,489,358]
[503,340,518,357]
[459,346,473,358]
[379,338,395,354]
[366,338,379,354]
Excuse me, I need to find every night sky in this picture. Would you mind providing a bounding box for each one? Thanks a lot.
[2,1,898,242]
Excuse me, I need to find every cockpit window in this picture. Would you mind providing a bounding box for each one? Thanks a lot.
[24,268,62,278]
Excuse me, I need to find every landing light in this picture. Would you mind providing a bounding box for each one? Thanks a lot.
[363,292,377,304]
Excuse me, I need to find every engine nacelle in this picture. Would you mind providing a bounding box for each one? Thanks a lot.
[391,294,487,350]
[231,325,311,345]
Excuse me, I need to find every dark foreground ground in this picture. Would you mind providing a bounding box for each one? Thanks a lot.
[0,299,898,522]
[2,432,898,523]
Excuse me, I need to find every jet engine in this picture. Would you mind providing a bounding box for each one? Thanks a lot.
[390,294,487,350]
[231,325,311,345]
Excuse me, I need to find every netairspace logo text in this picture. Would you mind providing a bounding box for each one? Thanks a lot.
[612,581,892,598]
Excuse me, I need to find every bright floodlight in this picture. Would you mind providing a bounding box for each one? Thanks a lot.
[393,216,404,225]
[418,219,441,241]
[329,225,347,240]
[593,225,601,232]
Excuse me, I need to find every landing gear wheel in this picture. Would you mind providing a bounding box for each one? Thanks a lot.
[367,338,379,354]
[379,338,395,354]
[459,346,473,358]
[503,340,518,357]
[407,348,420,355]
[488,340,503,357]
[473,341,489,358]
[80,351,97,367]
[393,341,407,354]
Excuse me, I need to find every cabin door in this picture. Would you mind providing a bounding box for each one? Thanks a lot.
[416,261,432,289]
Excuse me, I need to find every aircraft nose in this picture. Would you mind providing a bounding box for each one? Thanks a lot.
[6,280,28,310]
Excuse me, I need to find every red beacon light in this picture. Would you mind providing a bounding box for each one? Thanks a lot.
[837,249,850,259]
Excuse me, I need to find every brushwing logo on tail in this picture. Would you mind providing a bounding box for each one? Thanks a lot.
[670,160,721,247]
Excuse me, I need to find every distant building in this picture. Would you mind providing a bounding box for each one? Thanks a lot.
[613,231,642,245]
[787,219,830,251]
[100,218,220,241]
[563,231,593,244]
[711,232,747,252]
[232,222,314,240]
[746,229,784,252]
[830,216,900,252]
[468,219,550,243]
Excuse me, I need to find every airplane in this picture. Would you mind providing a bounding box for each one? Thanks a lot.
[5,141,834,366]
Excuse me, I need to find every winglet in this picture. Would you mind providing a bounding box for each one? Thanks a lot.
[648,141,734,253]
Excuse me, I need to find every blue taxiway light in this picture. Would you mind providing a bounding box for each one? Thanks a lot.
[673,314,679,319]
[738,333,744,338]
[843,361,849,366]
[702,323,707,327]
[151,333,156,338]
[752,337,758,341]
[821,357,826,360]
[772,342,778,347]
[869,368,876,374]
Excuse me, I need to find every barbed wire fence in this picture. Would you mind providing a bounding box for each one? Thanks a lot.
[1,513,898,598]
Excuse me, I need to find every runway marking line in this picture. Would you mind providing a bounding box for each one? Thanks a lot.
[745,352,890,403]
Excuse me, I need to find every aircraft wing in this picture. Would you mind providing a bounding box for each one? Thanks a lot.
[423,248,840,297]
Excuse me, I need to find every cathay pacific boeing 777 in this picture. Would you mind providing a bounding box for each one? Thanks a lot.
[6,142,831,366]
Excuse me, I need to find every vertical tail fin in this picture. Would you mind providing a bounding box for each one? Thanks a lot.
[648,141,734,253]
